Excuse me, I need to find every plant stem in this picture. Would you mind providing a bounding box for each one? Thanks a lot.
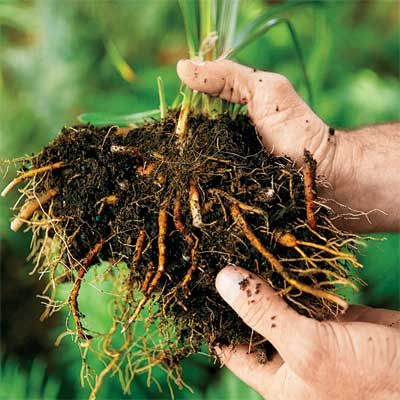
[176,86,192,152]
[157,76,167,119]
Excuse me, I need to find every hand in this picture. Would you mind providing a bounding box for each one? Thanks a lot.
[214,265,400,400]
[177,59,339,184]
[177,59,400,233]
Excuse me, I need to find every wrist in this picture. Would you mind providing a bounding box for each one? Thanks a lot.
[303,119,340,185]
[329,129,362,190]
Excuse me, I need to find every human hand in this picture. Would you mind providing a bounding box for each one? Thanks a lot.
[177,59,340,184]
[214,265,400,400]
[177,59,400,233]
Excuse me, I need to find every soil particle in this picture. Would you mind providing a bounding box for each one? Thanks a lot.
[239,278,250,291]
[256,348,269,364]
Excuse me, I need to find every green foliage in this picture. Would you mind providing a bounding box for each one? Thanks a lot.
[0,356,59,400]
[78,109,160,127]
[179,0,199,58]
[1,0,399,399]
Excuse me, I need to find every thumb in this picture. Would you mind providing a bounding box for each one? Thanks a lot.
[177,59,282,106]
[216,265,322,378]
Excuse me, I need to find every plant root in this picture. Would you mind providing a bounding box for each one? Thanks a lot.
[5,114,364,396]
[95,195,118,215]
[231,204,348,312]
[110,145,142,157]
[176,102,190,152]
[189,179,203,228]
[173,193,194,247]
[1,161,64,197]
[128,229,146,287]
[141,261,156,292]
[303,150,317,229]
[125,203,169,329]
[180,238,199,289]
[69,238,105,340]
[11,188,58,232]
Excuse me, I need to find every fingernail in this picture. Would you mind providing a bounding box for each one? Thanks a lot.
[177,59,205,67]
[215,266,244,304]
[189,59,205,66]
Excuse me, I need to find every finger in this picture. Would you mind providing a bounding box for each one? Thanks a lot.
[337,304,400,328]
[215,344,282,398]
[176,59,285,105]
[215,265,321,377]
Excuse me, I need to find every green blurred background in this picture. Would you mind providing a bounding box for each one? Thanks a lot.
[0,0,399,399]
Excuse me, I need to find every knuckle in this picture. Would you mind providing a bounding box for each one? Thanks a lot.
[237,296,268,333]
[274,73,291,87]
[270,74,293,93]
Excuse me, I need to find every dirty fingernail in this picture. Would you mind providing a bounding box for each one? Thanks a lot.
[216,266,244,304]
[189,59,205,66]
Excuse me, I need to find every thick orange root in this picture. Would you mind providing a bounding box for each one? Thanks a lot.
[231,204,348,312]
[2,162,64,197]
[231,204,284,274]
[147,206,168,294]
[189,179,203,228]
[209,188,268,217]
[11,189,58,232]
[125,204,169,328]
[173,194,194,246]
[303,150,317,229]
[276,231,361,267]
[180,242,199,288]
[141,261,155,292]
[128,229,146,286]
[69,238,105,339]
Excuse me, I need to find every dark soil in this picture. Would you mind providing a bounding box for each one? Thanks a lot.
[13,111,359,391]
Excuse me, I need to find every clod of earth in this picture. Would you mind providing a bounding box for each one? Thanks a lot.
[3,111,362,398]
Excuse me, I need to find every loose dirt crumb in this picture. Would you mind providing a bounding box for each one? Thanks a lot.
[239,278,250,291]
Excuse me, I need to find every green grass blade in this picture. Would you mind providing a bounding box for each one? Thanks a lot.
[217,0,240,54]
[234,0,324,45]
[199,0,217,114]
[157,76,167,119]
[231,18,313,106]
[105,39,136,83]
[27,359,46,399]
[179,0,199,58]
[78,109,161,126]
[199,0,216,44]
